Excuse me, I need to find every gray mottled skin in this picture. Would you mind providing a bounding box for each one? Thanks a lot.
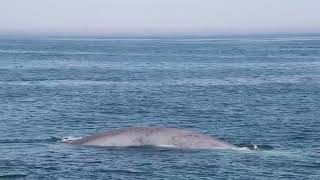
[68,127,238,149]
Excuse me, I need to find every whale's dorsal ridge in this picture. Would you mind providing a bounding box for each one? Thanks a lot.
[68,126,237,150]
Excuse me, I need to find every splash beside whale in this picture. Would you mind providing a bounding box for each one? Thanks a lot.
[67,127,240,150]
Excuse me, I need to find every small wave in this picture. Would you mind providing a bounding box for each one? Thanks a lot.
[0,137,61,144]
[233,147,251,151]
[235,144,274,151]
[59,136,82,143]
[0,174,27,179]
[0,136,85,144]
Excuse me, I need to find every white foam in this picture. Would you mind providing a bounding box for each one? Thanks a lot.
[59,136,82,143]
[233,147,251,151]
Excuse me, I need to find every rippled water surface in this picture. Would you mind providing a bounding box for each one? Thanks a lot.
[0,35,320,179]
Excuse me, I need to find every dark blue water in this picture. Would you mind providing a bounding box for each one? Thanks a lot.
[0,35,320,179]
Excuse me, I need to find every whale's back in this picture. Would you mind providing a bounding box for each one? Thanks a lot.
[69,127,237,149]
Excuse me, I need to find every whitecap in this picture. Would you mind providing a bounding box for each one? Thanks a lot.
[59,136,82,143]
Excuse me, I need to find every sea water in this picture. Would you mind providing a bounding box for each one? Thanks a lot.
[0,35,319,179]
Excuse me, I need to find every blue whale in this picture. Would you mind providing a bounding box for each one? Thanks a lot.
[68,127,239,150]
